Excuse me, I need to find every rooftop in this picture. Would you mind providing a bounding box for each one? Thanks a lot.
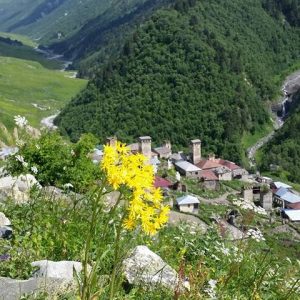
[273,181,292,189]
[283,210,300,221]
[191,139,201,144]
[176,195,200,205]
[199,170,218,181]
[153,146,171,155]
[139,136,151,141]
[154,176,172,188]
[175,160,201,172]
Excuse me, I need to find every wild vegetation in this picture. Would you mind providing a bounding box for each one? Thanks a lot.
[1,126,299,299]
[55,0,300,166]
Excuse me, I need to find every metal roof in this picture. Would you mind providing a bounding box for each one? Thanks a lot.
[281,192,300,204]
[175,160,201,172]
[176,195,200,205]
[284,210,300,221]
[273,181,292,189]
[275,187,289,197]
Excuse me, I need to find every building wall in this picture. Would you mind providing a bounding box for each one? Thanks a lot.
[260,192,273,210]
[218,172,232,181]
[190,139,201,165]
[186,170,201,179]
[243,188,253,202]
[233,168,248,178]
[203,180,219,190]
[179,204,198,213]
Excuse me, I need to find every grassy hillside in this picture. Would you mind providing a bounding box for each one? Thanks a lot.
[0,56,87,135]
[56,0,300,165]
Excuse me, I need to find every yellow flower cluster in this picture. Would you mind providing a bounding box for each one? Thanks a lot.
[101,141,169,235]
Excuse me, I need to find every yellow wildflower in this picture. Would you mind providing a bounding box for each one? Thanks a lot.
[101,141,168,235]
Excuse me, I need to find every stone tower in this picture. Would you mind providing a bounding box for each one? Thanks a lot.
[190,139,201,165]
[138,136,152,161]
[106,136,117,147]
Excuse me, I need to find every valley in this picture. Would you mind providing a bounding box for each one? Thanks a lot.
[0,33,87,142]
[0,1,300,299]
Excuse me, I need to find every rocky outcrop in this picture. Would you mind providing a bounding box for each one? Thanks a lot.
[0,212,12,239]
[31,260,85,281]
[0,277,74,300]
[0,260,87,300]
[0,212,11,226]
[122,245,179,291]
[0,174,40,203]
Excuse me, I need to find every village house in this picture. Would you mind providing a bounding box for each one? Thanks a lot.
[198,169,220,190]
[176,194,200,213]
[174,160,201,178]
[153,141,172,159]
[195,151,247,180]
[273,187,300,208]
[271,181,292,190]
[215,166,232,181]
[154,176,172,189]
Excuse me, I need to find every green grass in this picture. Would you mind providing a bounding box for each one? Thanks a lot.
[0,56,87,137]
[241,122,273,150]
[0,31,37,47]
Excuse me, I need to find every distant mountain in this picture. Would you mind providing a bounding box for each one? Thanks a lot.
[0,0,169,76]
[55,0,300,165]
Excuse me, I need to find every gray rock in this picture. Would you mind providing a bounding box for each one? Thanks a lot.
[0,226,12,239]
[31,260,85,281]
[122,245,179,291]
[0,174,40,203]
[0,212,11,226]
[0,276,74,300]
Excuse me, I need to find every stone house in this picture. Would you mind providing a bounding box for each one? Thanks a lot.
[198,170,220,190]
[174,161,201,178]
[274,187,300,208]
[176,195,200,213]
[153,141,172,159]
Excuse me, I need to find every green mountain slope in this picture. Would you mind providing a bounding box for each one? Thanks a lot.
[55,0,300,164]
[260,90,300,183]
[49,0,170,77]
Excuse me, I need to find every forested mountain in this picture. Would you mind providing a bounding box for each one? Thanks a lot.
[260,90,300,183]
[55,0,300,164]
[49,0,171,77]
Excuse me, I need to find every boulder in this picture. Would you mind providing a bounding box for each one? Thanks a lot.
[0,212,11,227]
[122,245,179,291]
[0,226,12,239]
[31,260,85,281]
[0,277,74,300]
[0,174,40,203]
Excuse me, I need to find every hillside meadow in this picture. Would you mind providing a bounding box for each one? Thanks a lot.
[0,56,87,136]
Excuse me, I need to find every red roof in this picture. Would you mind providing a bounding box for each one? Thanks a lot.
[196,159,222,170]
[154,176,172,188]
[196,158,241,171]
[199,170,219,181]
[287,202,300,209]
[217,159,240,171]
